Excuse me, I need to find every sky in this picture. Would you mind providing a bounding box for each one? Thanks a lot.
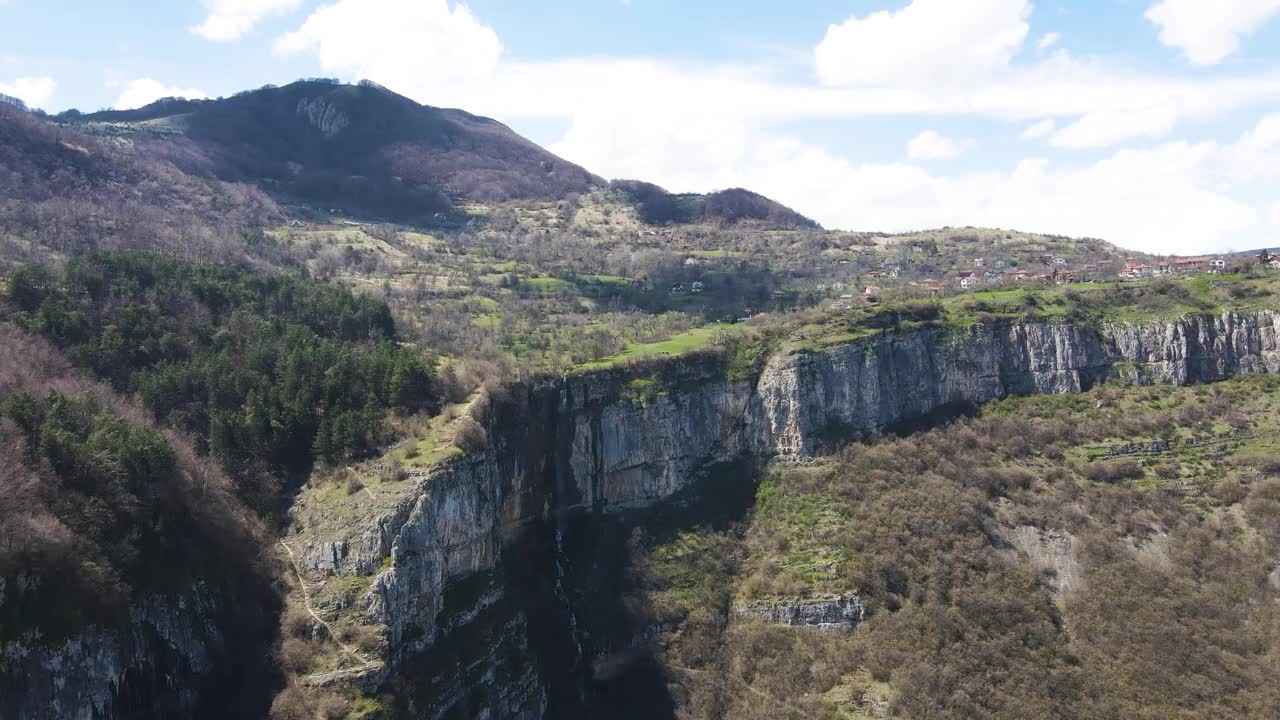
[2,1,1280,254]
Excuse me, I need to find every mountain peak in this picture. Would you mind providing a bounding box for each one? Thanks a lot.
[612,180,820,230]
[66,79,602,223]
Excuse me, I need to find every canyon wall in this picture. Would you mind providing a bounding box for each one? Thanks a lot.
[288,309,1280,718]
[0,585,272,720]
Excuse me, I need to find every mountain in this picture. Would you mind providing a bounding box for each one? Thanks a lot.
[4,76,1280,720]
[71,80,602,223]
[612,179,820,230]
[0,101,282,264]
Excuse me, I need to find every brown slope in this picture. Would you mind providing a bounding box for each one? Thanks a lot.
[76,79,603,223]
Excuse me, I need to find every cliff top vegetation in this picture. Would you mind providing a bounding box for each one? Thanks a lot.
[632,374,1280,719]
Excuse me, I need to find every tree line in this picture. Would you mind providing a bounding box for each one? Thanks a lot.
[4,251,440,516]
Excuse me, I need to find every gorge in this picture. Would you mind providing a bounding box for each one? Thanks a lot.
[282,309,1280,718]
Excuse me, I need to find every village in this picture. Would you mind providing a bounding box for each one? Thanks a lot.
[814,248,1280,310]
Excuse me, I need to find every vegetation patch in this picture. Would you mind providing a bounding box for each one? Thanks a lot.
[630,375,1280,720]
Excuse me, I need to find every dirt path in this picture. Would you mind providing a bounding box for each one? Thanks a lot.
[279,539,378,681]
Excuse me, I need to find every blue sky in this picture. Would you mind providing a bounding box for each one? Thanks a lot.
[3,0,1280,254]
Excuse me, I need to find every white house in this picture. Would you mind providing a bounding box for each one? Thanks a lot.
[1211,257,1228,272]
[960,274,981,289]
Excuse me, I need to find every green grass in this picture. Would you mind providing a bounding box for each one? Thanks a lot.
[472,313,499,329]
[521,276,574,293]
[577,324,732,368]
[742,465,855,600]
[394,404,472,470]
[347,692,384,719]
[579,273,632,285]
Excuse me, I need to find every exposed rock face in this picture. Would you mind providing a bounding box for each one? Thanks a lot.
[1000,526,1081,600]
[562,375,763,510]
[1,589,221,720]
[296,97,350,138]
[761,311,1280,455]
[291,310,1280,717]
[22,311,1266,716]
[735,595,865,630]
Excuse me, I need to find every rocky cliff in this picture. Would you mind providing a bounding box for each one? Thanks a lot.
[761,311,1280,455]
[1,587,243,720]
[288,310,1280,717]
[735,595,865,631]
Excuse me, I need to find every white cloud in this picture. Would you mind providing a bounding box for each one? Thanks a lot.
[1050,103,1180,148]
[113,79,209,110]
[814,0,1030,88]
[1146,0,1280,65]
[1228,112,1280,179]
[271,0,1280,253]
[1021,118,1055,140]
[0,76,56,109]
[192,0,303,42]
[549,101,1265,254]
[907,130,966,159]
[275,0,502,87]
[273,0,1280,133]
[1038,32,1061,51]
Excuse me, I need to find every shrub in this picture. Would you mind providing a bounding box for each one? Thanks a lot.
[1211,476,1249,505]
[454,417,488,453]
[1078,459,1144,484]
[381,459,408,483]
[338,623,382,654]
[281,604,314,640]
[268,685,312,720]
[1231,451,1280,476]
[1244,478,1280,546]
[279,637,320,673]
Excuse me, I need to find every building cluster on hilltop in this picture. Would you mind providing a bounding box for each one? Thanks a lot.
[1117,253,1278,280]
[817,248,1278,309]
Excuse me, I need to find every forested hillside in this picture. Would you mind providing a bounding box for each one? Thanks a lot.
[0,325,280,717]
[0,103,281,268]
[631,377,1280,719]
[4,252,439,517]
[73,80,601,223]
[1,75,1277,720]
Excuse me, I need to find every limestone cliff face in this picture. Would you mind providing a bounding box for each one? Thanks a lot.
[1,589,221,720]
[761,311,1280,455]
[561,374,765,511]
[735,595,865,630]
[17,312,1275,717]
[291,310,1280,717]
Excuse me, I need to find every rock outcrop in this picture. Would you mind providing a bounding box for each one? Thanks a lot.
[1,589,223,720]
[760,311,1280,455]
[999,525,1082,600]
[289,310,1280,717]
[735,595,865,631]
